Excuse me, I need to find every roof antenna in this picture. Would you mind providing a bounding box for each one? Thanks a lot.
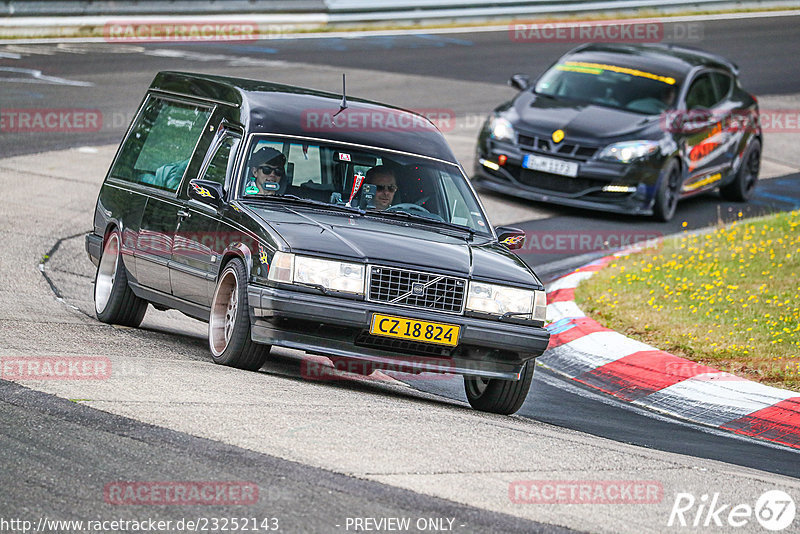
[331,73,348,123]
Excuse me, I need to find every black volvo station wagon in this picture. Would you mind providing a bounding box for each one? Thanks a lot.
[86,72,549,415]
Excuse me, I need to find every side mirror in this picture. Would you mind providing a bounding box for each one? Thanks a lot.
[496,226,526,250]
[508,74,531,91]
[188,179,224,206]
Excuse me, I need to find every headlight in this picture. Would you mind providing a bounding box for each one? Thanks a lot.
[467,281,546,322]
[597,140,659,163]
[489,116,516,142]
[268,252,365,295]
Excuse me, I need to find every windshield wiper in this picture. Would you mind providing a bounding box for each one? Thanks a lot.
[244,194,363,215]
[368,209,476,240]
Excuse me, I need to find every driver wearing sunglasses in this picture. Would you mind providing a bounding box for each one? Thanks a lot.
[247,147,286,196]
[365,165,398,210]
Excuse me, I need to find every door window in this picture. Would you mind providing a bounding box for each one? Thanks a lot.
[685,74,717,109]
[202,134,241,189]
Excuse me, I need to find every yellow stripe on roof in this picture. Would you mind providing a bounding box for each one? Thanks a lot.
[564,61,676,85]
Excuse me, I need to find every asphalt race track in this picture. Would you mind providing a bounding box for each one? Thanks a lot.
[1,13,800,533]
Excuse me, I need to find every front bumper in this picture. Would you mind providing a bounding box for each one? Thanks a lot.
[248,284,550,380]
[474,145,662,215]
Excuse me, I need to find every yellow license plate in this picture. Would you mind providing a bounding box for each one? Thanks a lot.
[370,314,460,347]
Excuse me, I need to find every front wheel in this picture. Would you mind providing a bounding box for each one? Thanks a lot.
[94,229,147,327]
[652,159,682,222]
[464,361,534,415]
[209,258,269,371]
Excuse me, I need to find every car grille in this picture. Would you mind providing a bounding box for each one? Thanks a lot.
[518,170,604,196]
[368,266,466,314]
[517,133,599,161]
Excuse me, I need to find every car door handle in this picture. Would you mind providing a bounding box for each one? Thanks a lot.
[177,210,191,219]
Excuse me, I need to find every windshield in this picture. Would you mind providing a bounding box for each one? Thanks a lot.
[534,60,680,115]
[238,135,491,235]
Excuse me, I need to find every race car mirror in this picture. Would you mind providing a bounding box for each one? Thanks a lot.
[508,74,531,91]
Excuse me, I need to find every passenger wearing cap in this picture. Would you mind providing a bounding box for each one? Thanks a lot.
[246,147,286,196]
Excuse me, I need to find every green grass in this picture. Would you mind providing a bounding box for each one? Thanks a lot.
[575,210,800,391]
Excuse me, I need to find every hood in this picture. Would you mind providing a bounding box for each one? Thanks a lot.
[249,205,539,288]
[511,92,659,141]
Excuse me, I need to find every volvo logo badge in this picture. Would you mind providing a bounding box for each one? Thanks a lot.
[411,283,425,296]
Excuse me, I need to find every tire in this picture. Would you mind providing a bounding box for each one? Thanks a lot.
[94,229,147,327]
[464,360,534,415]
[720,139,761,202]
[652,158,682,222]
[209,258,269,371]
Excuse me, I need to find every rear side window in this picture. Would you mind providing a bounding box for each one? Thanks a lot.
[710,72,733,101]
[110,96,212,192]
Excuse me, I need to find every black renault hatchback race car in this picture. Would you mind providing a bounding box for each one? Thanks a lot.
[86,72,549,415]
[474,43,762,221]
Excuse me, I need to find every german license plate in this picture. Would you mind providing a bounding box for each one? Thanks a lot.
[522,154,579,177]
[369,314,460,347]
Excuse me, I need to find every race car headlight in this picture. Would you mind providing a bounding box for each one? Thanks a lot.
[597,140,660,163]
[489,116,516,143]
[467,281,545,321]
[268,252,365,295]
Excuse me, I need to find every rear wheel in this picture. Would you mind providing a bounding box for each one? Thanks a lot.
[720,139,761,201]
[94,229,147,327]
[464,361,534,415]
[653,159,681,222]
[209,258,269,371]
